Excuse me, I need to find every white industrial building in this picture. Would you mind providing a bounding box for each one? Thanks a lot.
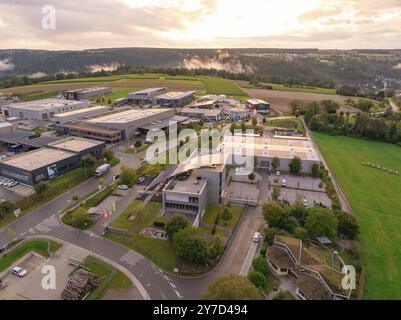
[0,122,18,135]
[128,87,167,104]
[4,99,89,120]
[52,105,109,123]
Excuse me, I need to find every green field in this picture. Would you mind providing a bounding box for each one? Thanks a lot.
[266,118,305,132]
[313,133,401,299]
[0,240,61,272]
[200,77,249,101]
[238,81,336,95]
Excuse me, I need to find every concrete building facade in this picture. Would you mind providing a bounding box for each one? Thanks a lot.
[52,105,109,123]
[64,87,112,100]
[5,99,89,120]
[155,91,196,108]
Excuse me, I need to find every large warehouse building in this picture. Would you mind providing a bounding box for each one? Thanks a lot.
[221,135,320,173]
[128,87,167,104]
[245,99,271,115]
[52,105,109,123]
[4,99,89,120]
[154,91,196,108]
[0,137,105,185]
[62,107,182,143]
[64,87,112,100]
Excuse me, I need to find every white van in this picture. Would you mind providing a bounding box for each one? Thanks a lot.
[252,232,261,242]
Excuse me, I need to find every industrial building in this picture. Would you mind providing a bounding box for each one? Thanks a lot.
[181,108,222,122]
[221,135,321,173]
[62,107,181,143]
[64,87,112,100]
[128,87,167,104]
[0,137,105,185]
[245,99,271,115]
[0,122,18,135]
[3,99,89,120]
[162,155,225,226]
[52,105,109,123]
[154,91,196,108]
[224,107,252,121]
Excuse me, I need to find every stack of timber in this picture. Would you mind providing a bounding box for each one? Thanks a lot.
[61,269,100,300]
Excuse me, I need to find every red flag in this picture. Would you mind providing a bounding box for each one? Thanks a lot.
[103,209,108,221]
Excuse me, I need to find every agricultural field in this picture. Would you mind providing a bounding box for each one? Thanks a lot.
[313,133,401,299]
[0,74,249,103]
[240,87,356,114]
[265,118,305,132]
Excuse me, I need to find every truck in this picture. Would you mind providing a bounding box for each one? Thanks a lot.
[95,163,111,177]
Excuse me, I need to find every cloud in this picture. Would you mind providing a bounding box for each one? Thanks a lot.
[0,0,400,49]
[0,59,14,72]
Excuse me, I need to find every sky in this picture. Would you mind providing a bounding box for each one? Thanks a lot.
[0,0,401,50]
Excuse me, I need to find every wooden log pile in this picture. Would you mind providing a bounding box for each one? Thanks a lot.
[61,269,100,300]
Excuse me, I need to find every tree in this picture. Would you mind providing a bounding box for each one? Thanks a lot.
[221,208,232,221]
[252,117,257,126]
[103,150,114,161]
[248,172,255,181]
[263,202,287,230]
[289,156,302,174]
[311,163,320,178]
[305,207,338,240]
[293,227,308,241]
[202,275,262,300]
[336,212,359,240]
[271,157,280,171]
[289,100,301,115]
[134,140,142,148]
[82,155,96,169]
[165,214,188,239]
[120,166,136,187]
[264,227,279,246]
[271,186,281,202]
[320,99,339,114]
[262,117,267,123]
[248,271,266,289]
[208,237,225,261]
[34,181,48,194]
[0,200,15,219]
[172,227,209,264]
[252,256,269,276]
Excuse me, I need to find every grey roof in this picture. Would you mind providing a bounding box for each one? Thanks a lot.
[22,136,60,148]
[0,132,35,144]
[130,87,166,95]
[139,115,188,131]
[0,132,59,148]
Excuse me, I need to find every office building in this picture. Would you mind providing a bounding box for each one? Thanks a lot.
[128,88,167,104]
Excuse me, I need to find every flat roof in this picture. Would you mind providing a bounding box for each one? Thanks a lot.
[2,148,76,171]
[53,105,108,117]
[182,108,221,117]
[8,99,84,111]
[0,122,14,128]
[129,87,166,95]
[48,137,104,153]
[0,132,36,144]
[64,121,120,134]
[155,91,196,100]
[65,87,111,93]
[221,135,320,161]
[165,170,207,194]
[87,108,172,124]
[139,115,188,131]
[246,99,270,105]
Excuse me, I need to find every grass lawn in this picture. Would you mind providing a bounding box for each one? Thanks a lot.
[21,91,60,100]
[313,133,401,299]
[266,118,305,132]
[198,226,230,239]
[0,167,93,229]
[104,201,177,272]
[202,205,243,229]
[83,255,132,300]
[0,240,61,272]
[265,271,279,294]
[269,84,336,95]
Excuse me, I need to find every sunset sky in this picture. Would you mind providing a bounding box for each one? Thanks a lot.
[0,0,400,50]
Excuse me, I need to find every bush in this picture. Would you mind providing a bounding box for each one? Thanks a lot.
[289,156,302,174]
[103,150,114,161]
[336,212,359,240]
[120,166,136,187]
[153,220,166,229]
[70,207,92,229]
[221,208,232,221]
[252,256,269,276]
[260,244,267,256]
[264,227,279,246]
[34,181,49,194]
[134,140,142,148]
[0,200,15,219]
[72,194,79,201]
[248,172,255,181]
[248,271,266,289]
[311,163,320,178]
[166,214,188,239]
[305,207,338,240]
[263,202,287,230]
[208,237,224,261]
[293,227,308,241]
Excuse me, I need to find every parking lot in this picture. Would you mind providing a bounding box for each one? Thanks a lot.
[0,176,34,201]
[0,243,91,300]
[268,173,332,208]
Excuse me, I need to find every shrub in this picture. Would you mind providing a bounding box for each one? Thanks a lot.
[103,150,114,161]
[72,194,79,201]
[0,200,15,219]
[173,227,209,264]
[134,140,142,148]
[248,271,266,289]
[305,207,338,240]
[153,220,166,229]
[260,244,267,256]
[166,214,188,239]
[264,227,279,246]
[293,227,308,241]
[289,156,302,174]
[221,208,232,221]
[34,181,49,194]
[70,207,92,229]
[252,256,269,276]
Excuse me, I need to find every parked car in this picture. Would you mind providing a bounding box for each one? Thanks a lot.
[252,232,261,242]
[302,199,308,207]
[118,185,129,190]
[281,179,287,187]
[7,181,18,188]
[276,171,280,176]
[12,266,27,278]
[136,177,146,184]
[0,155,7,160]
